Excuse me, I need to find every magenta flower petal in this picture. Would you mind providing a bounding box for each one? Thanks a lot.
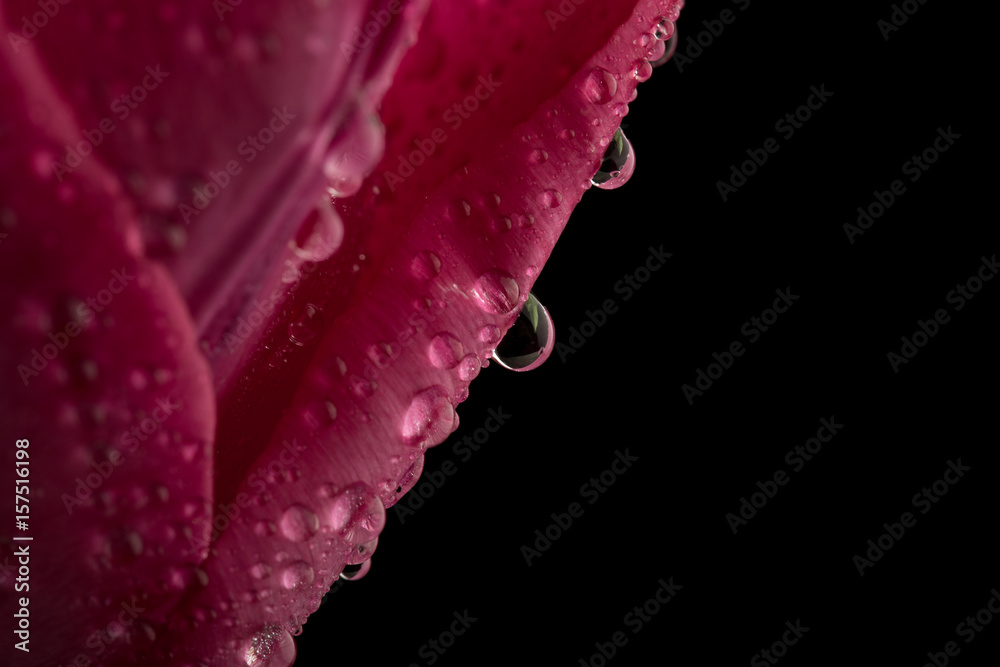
[1,0,682,664]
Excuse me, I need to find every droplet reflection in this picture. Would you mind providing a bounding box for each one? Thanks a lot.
[492,293,554,372]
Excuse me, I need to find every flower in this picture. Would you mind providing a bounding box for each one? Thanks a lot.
[0,0,682,664]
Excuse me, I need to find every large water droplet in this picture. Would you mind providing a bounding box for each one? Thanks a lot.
[540,189,562,208]
[329,482,386,543]
[401,386,456,448]
[410,250,442,280]
[654,16,675,41]
[281,561,315,590]
[339,560,372,581]
[472,270,520,315]
[288,304,322,346]
[492,293,555,372]
[591,127,635,190]
[280,504,319,542]
[323,113,384,197]
[347,536,378,564]
[651,25,679,68]
[583,67,617,104]
[428,332,464,369]
[292,196,344,262]
[457,354,481,382]
[244,625,296,667]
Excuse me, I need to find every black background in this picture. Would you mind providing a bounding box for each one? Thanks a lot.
[298,2,994,665]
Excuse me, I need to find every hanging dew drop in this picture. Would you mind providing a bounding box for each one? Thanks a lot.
[492,292,555,372]
[650,25,679,68]
[653,17,675,41]
[590,127,635,190]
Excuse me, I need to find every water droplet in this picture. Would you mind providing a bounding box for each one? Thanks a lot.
[329,482,386,543]
[339,560,372,581]
[492,293,555,372]
[348,536,378,564]
[633,58,653,83]
[281,561,315,590]
[526,265,538,277]
[249,562,272,580]
[583,67,617,104]
[254,520,276,537]
[480,324,502,344]
[651,26,679,68]
[490,216,512,234]
[323,113,384,197]
[472,270,520,315]
[457,354,481,382]
[540,189,562,208]
[428,332,464,369]
[590,127,636,190]
[292,196,344,262]
[411,250,442,280]
[349,374,376,398]
[450,199,472,219]
[401,386,456,449]
[288,304,322,346]
[280,504,319,542]
[528,148,548,165]
[559,128,576,140]
[614,103,629,117]
[244,624,296,667]
[654,17,675,41]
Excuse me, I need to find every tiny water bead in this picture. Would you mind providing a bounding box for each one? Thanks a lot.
[492,293,555,372]
[590,127,635,190]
